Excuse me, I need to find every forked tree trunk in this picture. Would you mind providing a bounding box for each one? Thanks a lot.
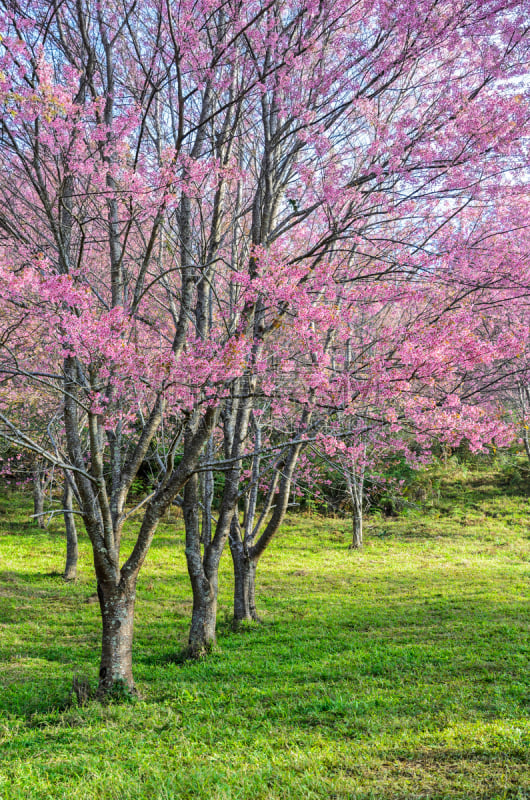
[62,353,216,696]
[32,463,45,528]
[230,437,306,624]
[97,578,137,695]
[231,539,259,622]
[62,477,78,580]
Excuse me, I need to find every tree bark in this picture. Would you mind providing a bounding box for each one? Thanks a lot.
[346,457,364,549]
[32,463,45,528]
[517,383,530,465]
[97,578,136,695]
[182,377,252,655]
[187,574,218,657]
[524,431,530,466]
[184,472,219,656]
[62,476,78,580]
[229,437,306,623]
[351,504,363,549]
[231,538,259,622]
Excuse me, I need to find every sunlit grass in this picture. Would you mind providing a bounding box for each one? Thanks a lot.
[0,461,529,799]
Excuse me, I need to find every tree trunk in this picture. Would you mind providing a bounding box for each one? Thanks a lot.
[346,458,364,549]
[184,472,219,657]
[97,579,136,696]
[62,477,78,581]
[188,573,218,657]
[184,387,251,656]
[523,426,530,466]
[351,504,363,549]
[231,539,259,622]
[517,383,530,465]
[230,435,307,625]
[32,463,45,528]
[200,436,214,546]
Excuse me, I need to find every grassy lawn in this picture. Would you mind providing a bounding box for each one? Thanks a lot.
[0,462,529,799]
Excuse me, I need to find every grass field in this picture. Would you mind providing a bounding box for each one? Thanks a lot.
[0,461,529,799]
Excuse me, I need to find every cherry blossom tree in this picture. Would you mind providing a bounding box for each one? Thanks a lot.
[0,0,528,691]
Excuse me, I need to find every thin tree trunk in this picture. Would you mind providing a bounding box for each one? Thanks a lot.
[517,384,530,465]
[97,578,137,695]
[32,463,45,528]
[230,413,261,622]
[351,503,363,549]
[63,475,78,580]
[346,456,364,549]
[201,436,214,545]
[524,430,530,466]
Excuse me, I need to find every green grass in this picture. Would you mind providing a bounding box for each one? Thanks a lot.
[0,461,529,799]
